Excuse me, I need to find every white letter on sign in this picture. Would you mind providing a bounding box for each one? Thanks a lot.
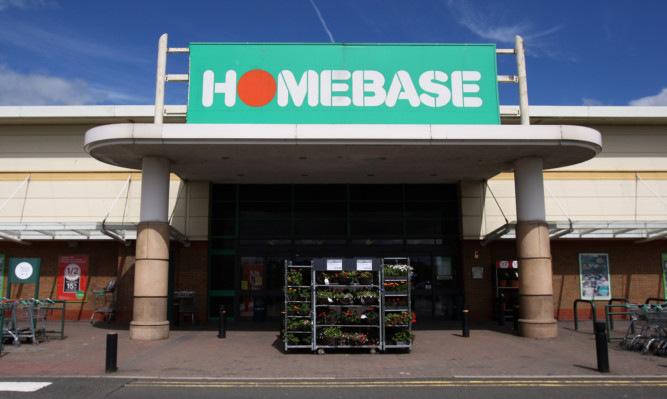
[202,70,237,107]
[385,71,420,107]
[419,71,451,107]
[352,70,386,107]
[452,71,482,108]
[277,70,319,107]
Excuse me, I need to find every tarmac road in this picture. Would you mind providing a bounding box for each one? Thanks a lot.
[1,377,667,399]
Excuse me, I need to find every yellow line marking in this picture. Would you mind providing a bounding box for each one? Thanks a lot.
[125,379,667,389]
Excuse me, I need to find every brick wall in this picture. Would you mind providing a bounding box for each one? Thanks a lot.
[463,239,666,321]
[1,240,209,322]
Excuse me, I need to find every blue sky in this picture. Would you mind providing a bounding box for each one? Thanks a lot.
[0,0,666,107]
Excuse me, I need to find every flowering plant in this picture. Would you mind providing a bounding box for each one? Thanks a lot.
[317,309,338,325]
[383,264,413,276]
[385,311,411,326]
[391,329,415,344]
[384,297,409,308]
[384,281,409,291]
[339,308,360,324]
[320,326,343,339]
[287,269,304,285]
[360,308,379,324]
[286,318,311,331]
[288,302,310,316]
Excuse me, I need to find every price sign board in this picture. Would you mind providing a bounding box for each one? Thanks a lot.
[57,255,88,301]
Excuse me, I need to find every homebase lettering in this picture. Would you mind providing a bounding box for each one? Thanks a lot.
[202,69,484,108]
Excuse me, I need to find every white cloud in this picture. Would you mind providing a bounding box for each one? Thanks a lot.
[629,88,667,106]
[0,0,53,11]
[0,64,106,105]
[446,0,560,52]
[582,98,604,106]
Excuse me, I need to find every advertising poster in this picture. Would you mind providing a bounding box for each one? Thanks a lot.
[57,255,88,301]
[579,253,611,300]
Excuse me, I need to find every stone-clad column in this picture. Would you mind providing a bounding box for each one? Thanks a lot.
[514,157,557,338]
[130,156,171,340]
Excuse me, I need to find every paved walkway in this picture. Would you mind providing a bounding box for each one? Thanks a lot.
[1,319,666,379]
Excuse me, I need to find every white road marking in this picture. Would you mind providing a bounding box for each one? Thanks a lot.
[0,382,52,392]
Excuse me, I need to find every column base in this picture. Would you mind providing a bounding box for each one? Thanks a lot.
[518,319,558,339]
[129,321,170,341]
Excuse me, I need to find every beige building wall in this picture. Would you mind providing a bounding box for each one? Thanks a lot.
[462,124,667,240]
[0,123,209,241]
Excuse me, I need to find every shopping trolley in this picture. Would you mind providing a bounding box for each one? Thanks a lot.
[14,298,51,345]
[1,299,20,347]
[642,306,667,355]
[90,281,116,324]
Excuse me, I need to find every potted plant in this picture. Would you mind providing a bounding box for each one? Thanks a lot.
[339,308,360,325]
[385,311,410,326]
[337,270,357,285]
[391,329,415,345]
[360,308,379,325]
[355,289,378,305]
[285,333,300,345]
[320,326,343,346]
[383,264,413,280]
[338,290,355,305]
[286,317,311,331]
[316,290,335,304]
[317,308,338,325]
[356,271,374,285]
[287,269,304,286]
[317,271,335,285]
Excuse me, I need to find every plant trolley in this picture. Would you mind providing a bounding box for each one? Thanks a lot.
[283,257,414,354]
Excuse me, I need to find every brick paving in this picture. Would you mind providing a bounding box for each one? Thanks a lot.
[1,319,666,378]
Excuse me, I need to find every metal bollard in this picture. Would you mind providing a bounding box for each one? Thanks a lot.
[106,332,118,373]
[513,305,520,331]
[594,322,610,373]
[462,304,470,337]
[497,300,505,326]
[217,305,227,339]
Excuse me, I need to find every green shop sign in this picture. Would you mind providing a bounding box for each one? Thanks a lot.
[187,43,500,125]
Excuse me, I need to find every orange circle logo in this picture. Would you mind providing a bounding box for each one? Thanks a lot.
[237,69,276,107]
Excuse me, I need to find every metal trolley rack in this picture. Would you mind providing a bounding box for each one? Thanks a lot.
[311,257,383,355]
[283,261,313,352]
[382,257,413,352]
[283,257,414,354]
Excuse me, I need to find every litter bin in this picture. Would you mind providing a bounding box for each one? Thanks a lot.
[254,297,266,323]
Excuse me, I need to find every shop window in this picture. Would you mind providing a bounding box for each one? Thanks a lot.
[350,219,403,236]
[294,219,347,236]
[238,220,291,237]
[293,184,347,200]
[239,184,291,201]
[294,202,347,218]
[209,254,235,291]
[211,202,236,219]
[239,202,292,219]
[350,201,402,218]
[350,184,402,201]
[210,220,236,236]
[209,296,235,318]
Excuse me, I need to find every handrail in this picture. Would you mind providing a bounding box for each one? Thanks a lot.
[573,299,597,331]
[645,297,666,304]
[607,298,629,330]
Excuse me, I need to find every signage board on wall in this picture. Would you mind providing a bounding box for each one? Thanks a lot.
[187,43,500,125]
[56,255,88,301]
[578,253,611,301]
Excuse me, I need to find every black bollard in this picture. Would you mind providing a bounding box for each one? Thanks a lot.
[513,305,520,331]
[173,299,180,327]
[217,305,227,339]
[105,332,118,373]
[594,322,610,373]
[462,304,470,337]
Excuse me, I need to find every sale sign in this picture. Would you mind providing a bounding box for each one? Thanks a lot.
[57,255,88,301]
